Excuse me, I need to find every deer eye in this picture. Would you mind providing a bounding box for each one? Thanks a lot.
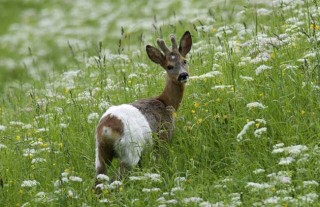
[167,65,174,70]
[183,60,187,64]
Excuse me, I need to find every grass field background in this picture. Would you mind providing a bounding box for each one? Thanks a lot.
[0,0,319,206]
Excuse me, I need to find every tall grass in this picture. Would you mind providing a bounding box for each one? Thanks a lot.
[0,0,319,206]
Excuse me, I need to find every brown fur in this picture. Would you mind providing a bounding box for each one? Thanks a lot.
[131,99,174,141]
[96,114,124,144]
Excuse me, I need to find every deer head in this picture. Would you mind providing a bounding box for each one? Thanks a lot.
[146,31,192,84]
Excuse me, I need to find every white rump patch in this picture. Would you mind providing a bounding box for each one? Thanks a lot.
[100,104,152,167]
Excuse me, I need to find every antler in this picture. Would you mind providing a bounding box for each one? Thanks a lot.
[156,34,178,54]
[157,39,170,54]
[170,34,178,51]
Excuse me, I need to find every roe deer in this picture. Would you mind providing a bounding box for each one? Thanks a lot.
[95,31,192,186]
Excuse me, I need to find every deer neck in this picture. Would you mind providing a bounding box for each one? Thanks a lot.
[157,78,185,111]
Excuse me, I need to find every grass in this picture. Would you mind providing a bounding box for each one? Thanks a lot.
[0,0,320,206]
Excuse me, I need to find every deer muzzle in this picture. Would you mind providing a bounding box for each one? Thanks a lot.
[178,72,189,83]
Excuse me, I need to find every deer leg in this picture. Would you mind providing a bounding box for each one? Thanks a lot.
[95,143,114,186]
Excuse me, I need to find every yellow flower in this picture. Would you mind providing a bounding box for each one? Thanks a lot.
[16,135,21,141]
[310,23,320,30]
[300,110,305,115]
[191,110,196,114]
[256,123,260,128]
[194,102,200,108]
[212,27,217,33]
[197,118,203,125]
[216,98,221,103]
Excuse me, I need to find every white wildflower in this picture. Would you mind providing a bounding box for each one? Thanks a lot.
[157,197,166,203]
[36,128,48,133]
[256,65,272,75]
[99,199,110,203]
[246,182,272,191]
[21,180,40,187]
[60,123,68,128]
[129,176,145,181]
[200,201,224,207]
[77,91,92,101]
[22,124,32,129]
[272,148,284,154]
[250,52,271,64]
[67,190,76,198]
[96,174,110,182]
[21,202,30,207]
[171,187,184,193]
[304,52,316,58]
[142,188,161,192]
[174,176,186,185]
[0,143,7,150]
[246,102,267,109]
[254,127,267,138]
[23,148,37,157]
[279,157,295,165]
[255,118,267,124]
[264,196,280,204]
[109,180,122,189]
[144,173,162,182]
[303,180,319,187]
[240,75,254,81]
[183,197,203,203]
[299,193,318,203]
[61,172,69,177]
[230,193,242,206]
[253,168,265,174]
[286,145,308,156]
[273,143,284,149]
[69,176,83,182]
[35,191,46,197]
[61,177,69,183]
[166,199,178,204]
[31,158,47,164]
[257,8,271,15]
[87,112,99,124]
[212,85,233,90]
[237,121,255,141]
[190,71,222,80]
[10,121,24,126]
[98,101,110,110]
[95,183,108,190]
[268,171,291,184]
[0,125,6,131]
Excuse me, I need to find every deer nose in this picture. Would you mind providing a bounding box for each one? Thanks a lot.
[178,72,189,82]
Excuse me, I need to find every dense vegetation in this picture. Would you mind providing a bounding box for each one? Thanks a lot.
[0,0,319,206]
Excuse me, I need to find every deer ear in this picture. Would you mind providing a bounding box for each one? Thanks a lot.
[146,45,165,65]
[179,31,192,57]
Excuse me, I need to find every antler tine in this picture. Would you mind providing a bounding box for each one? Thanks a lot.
[170,34,178,51]
[157,39,170,54]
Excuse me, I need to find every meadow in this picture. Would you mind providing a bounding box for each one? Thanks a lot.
[0,0,319,206]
